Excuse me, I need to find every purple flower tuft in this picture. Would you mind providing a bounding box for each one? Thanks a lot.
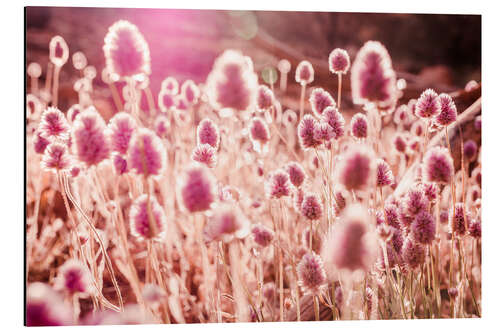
[376,159,394,187]
[297,252,326,294]
[449,203,468,236]
[337,146,375,191]
[401,238,426,269]
[181,79,200,105]
[179,164,216,213]
[329,48,350,74]
[249,117,271,145]
[298,114,322,150]
[251,224,274,247]
[128,128,166,177]
[410,210,436,244]
[33,130,50,154]
[191,144,217,168]
[266,169,292,199]
[112,153,128,175]
[464,140,478,161]
[203,202,250,243]
[108,112,137,155]
[295,60,314,85]
[39,107,70,141]
[415,89,441,119]
[436,93,457,126]
[321,106,345,140]
[55,259,92,295]
[129,194,166,240]
[423,146,454,184]
[256,85,274,112]
[197,118,220,149]
[350,113,368,139]
[309,88,335,117]
[300,192,323,220]
[285,162,306,188]
[42,142,72,172]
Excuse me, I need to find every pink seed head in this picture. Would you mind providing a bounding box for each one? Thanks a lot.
[49,36,69,67]
[403,184,429,217]
[191,144,217,168]
[393,133,407,154]
[161,77,179,95]
[103,20,151,80]
[33,130,50,154]
[55,259,92,295]
[411,121,425,137]
[351,41,397,108]
[42,142,72,172]
[128,128,166,178]
[329,48,350,74]
[26,283,72,326]
[423,146,454,184]
[197,118,220,149]
[179,164,216,213]
[129,194,166,241]
[449,202,468,236]
[204,202,250,243]
[249,117,271,144]
[422,182,438,202]
[350,113,368,139]
[158,90,175,112]
[410,210,436,245]
[309,88,335,117]
[112,153,128,175]
[298,114,322,150]
[67,104,83,124]
[337,145,375,191]
[266,169,292,199]
[376,158,394,187]
[401,237,426,270]
[256,85,274,112]
[206,49,258,112]
[394,105,410,126]
[464,140,478,161]
[436,93,457,126]
[322,204,377,274]
[154,114,170,138]
[71,107,111,167]
[108,112,137,155]
[39,107,70,141]
[300,192,323,220]
[415,88,441,119]
[295,60,314,85]
[297,252,326,295]
[468,218,481,238]
[70,166,80,178]
[285,161,306,188]
[384,202,401,229]
[313,121,334,142]
[181,79,200,105]
[251,224,274,248]
[321,106,345,140]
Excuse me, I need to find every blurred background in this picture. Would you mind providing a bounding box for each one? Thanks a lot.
[25,7,481,113]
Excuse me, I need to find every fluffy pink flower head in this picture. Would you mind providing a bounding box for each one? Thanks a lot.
[158,90,175,112]
[415,89,441,119]
[464,139,478,161]
[33,130,50,154]
[266,169,292,199]
[55,259,92,295]
[411,121,425,137]
[393,133,407,154]
[329,48,350,74]
[309,88,335,117]
[42,142,72,172]
[71,107,111,167]
[129,194,166,240]
[297,252,326,295]
[423,146,454,184]
[393,105,411,126]
[350,113,368,139]
[436,93,457,126]
[249,117,271,145]
[49,36,69,67]
[204,202,250,243]
[402,184,429,217]
[298,114,322,150]
[256,85,274,112]
[161,77,179,95]
[154,114,170,138]
[191,144,217,168]
[401,238,426,270]
[26,283,72,326]
[197,118,220,149]
[128,128,166,178]
[313,121,334,142]
[67,104,83,124]
[251,224,274,248]
[300,192,323,220]
[410,210,436,245]
[103,20,151,81]
[181,79,200,105]
[206,49,258,112]
[39,107,70,141]
[351,41,396,108]
[384,202,401,229]
[108,112,137,155]
[179,164,216,213]
[449,202,468,236]
[376,158,394,187]
[285,161,306,188]
[337,145,375,192]
[322,106,345,140]
[322,204,377,274]
[112,153,128,175]
[295,60,314,85]
[468,218,481,238]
